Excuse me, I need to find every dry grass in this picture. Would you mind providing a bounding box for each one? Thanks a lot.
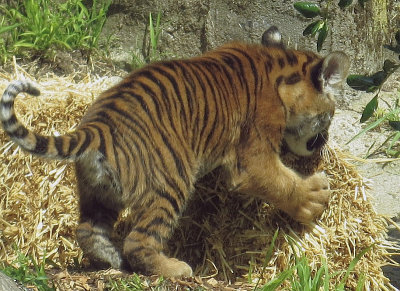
[0,63,399,290]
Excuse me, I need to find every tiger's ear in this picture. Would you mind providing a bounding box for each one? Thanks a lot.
[320,51,350,91]
[261,26,284,48]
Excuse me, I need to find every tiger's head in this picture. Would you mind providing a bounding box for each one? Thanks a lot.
[262,26,350,157]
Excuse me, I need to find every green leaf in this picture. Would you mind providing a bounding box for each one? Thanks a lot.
[294,2,321,18]
[337,244,374,289]
[0,23,21,34]
[346,113,389,144]
[261,267,294,290]
[360,95,378,123]
[389,120,400,131]
[371,70,387,86]
[317,21,328,52]
[384,44,400,54]
[338,0,353,9]
[366,86,379,93]
[303,20,323,36]
[383,59,400,74]
[346,74,375,91]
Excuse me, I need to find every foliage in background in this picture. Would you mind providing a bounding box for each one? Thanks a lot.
[0,0,111,63]
[293,0,370,52]
[346,30,400,158]
[130,12,164,70]
[0,250,55,291]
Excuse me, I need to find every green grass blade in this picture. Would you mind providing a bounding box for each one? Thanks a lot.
[260,267,295,291]
[0,23,21,34]
[254,229,280,290]
[387,131,400,151]
[355,273,366,291]
[336,244,374,289]
[346,114,388,144]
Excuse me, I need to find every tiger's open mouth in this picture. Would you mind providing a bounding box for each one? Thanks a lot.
[283,125,330,157]
[306,131,327,152]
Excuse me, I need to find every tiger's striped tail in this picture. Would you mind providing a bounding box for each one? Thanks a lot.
[1,80,80,160]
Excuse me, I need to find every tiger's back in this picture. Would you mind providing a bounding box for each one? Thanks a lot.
[0,26,349,277]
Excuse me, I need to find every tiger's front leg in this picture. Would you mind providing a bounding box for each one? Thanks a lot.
[226,147,330,223]
[123,190,193,277]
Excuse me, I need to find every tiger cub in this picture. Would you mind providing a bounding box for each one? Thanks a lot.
[0,26,349,277]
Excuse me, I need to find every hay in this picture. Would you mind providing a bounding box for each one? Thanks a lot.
[0,65,399,290]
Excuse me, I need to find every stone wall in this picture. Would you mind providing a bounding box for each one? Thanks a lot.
[102,0,398,67]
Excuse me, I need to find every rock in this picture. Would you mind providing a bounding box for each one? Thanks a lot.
[0,272,23,291]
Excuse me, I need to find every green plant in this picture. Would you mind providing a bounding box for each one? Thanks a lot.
[131,12,163,69]
[259,236,372,291]
[106,273,166,291]
[293,0,370,51]
[59,0,111,54]
[0,250,55,291]
[346,30,400,158]
[0,0,111,63]
[253,229,280,289]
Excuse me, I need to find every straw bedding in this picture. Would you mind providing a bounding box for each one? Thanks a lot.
[0,67,398,290]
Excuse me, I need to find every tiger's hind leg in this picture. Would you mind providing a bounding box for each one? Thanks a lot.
[123,190,193,277]
[75,161,124,269]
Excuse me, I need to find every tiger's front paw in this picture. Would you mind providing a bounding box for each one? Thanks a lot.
[288,172,330,223]
[153,254,193,277]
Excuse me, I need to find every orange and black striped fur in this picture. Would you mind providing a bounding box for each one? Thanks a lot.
[0,27,349,277]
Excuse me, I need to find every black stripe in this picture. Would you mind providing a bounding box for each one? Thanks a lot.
[231,48,259,97]
[11,126,28,139]
[230,48,259,127]
[34,135,49,155]
[97,111,121,173]
[275,75,284,87]
[105,101,169,190]
[159,129,187,181]
[106,101,184,197]
[133,81,165,121]
[221,51,251,119]
[136,71,174,121]
[159,206,175,220]
[1,101,14,110]
[310,60,323,92]
[302,54,314,75]
[90,123,107,157]
[274,76,288,122]
[146,216,172,229]
[285,51,298,66]
[156,189,181,215]
[103,103,152,184]
[173,61,196,117]
[133,227,162,243]
[54,136,66,158]
[192,63,218,155]
[189,62,209,153]
[67,135,79,157]
[75,128,93,156]
[285,72,302,85]
[2,115,18,128]
[143,66,193,166]
[199,62,227,156]
[278,57,285,68]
